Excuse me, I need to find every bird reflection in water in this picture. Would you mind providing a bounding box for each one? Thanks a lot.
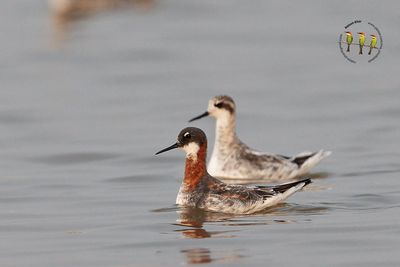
[181,248,243,265]
[175,208,244,264]
[175,207,238,238]
[49,0,155,45]
[181,248,214,264]
[174,205,327,264]
[175,203,328,237]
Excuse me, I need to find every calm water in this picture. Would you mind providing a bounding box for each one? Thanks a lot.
[1,1,400,266]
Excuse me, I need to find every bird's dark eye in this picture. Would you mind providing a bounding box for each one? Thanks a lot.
[183,132,191,139]
[214,102,223,108]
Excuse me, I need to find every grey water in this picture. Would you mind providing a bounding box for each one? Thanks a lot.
[1,0,400,266]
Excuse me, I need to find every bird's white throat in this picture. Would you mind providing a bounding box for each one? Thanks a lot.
[183,143,200,161]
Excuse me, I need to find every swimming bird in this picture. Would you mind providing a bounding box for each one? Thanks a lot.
[156,127,311,214]
[358,32,365,55]
[369,34,377,55]
[189,95,331,181]
[345,31,353,52]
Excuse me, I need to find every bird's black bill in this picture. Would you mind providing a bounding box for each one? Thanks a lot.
[189,111,209,122]
[155,143,179,155]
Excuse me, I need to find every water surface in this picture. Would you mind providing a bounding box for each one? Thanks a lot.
[1,1,400,266]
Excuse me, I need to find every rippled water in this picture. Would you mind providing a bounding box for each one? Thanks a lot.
[1,1,400,266]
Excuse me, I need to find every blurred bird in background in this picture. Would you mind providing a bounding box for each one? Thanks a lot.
[49,0,153,18]
[49,0,154,45]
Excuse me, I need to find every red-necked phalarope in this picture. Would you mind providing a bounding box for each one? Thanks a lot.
[156,127,311,214]
[189,95,331,181]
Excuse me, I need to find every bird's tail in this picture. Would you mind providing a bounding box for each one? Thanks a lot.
[292,150,331,176]
[271,178,312,194]
[255,178,312,211]
[368,47,373,55]
[359,45,363,55]
[347,44,350,52]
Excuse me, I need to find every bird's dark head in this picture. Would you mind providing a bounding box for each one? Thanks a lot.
[156,127,207,158]
[189,95,236,122]
[177,127,207,149]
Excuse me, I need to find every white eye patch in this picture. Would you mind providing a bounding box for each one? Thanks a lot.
[184,132,191,138]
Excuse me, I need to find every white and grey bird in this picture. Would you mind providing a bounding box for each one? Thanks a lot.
[189,95,331,181]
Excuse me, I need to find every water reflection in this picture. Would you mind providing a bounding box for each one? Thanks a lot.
[175,204,328,231]
[172,208,244,264]
[181,248,213,264]
[176,207,233,227]
[181,248,243,265]
[49,0,155,44]
[175,207,238,238]
[174,204,328,264]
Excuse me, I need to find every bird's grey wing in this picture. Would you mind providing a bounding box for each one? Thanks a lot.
[235,140,290,164]
[206,183,271,204]
[199,183,279,213]
[240,146,296,170]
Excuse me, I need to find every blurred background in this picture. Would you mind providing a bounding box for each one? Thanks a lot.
[1,1,399,266]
